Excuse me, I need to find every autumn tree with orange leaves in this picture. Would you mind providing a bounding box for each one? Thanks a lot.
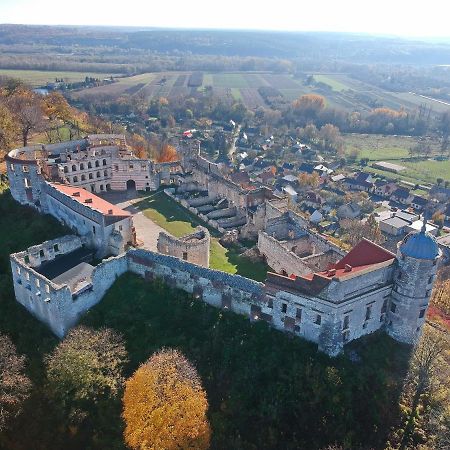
[122,348,211,450]
[156,143,179,162]
[292,94,326,120]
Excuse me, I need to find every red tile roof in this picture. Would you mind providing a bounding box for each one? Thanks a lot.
[49,183,130,218]
[335,239,395,270]
[266,239,396,296]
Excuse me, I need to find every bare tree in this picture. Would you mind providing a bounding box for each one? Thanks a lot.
[398,327,449,450]
[8,92,45,147]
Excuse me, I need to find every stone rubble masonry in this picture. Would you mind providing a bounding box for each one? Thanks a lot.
[11,236,128,338]
[157,226,210,268]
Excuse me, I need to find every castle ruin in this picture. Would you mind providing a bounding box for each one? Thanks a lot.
[6,135,442,356]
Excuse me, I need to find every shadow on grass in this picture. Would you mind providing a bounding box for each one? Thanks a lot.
[79,272,410,450]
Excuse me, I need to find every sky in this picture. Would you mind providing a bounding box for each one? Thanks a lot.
[1,0,450,38]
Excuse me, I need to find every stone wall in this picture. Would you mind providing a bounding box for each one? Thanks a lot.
[157,226,210,267]
[10,239,128,338]
[128,249,265,317]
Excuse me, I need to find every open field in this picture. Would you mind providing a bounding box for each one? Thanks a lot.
[71,71,313,109]
[344,133,450,185]
[401,158,450,184]
[344,133,442,161]
[313,74,349,91]
[0,69,122,87]
[137,192,269,281]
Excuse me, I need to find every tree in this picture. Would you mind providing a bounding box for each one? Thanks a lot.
[318,124,344,154]
[292,94,325,119]
[298,172,321,190]
[42,91,77,143]
[432,212,444,228]
[0,334,31,431]
[393,327,450,450]
[123,348,210,450]
[0,103,18,151]
[7,90,45,146]
[45,326,127,422]
[157,143,179,162]
[340,216,384,247]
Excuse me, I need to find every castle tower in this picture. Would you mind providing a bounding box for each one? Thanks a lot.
[387,221,441,344]
[5,146,46,209]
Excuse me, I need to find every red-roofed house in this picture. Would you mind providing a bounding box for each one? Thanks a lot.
[264,239,397,355]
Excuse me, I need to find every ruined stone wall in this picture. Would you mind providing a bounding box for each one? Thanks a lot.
[258,232,317,276]
[6,148,46,208]
[21,236,83,268]
[111,159,160,191]
[10,242,128,338]
[266,274,392,356]
[157,227,210,267]
[58,151,113,194]
[301,251,341,272]
[128,249,265,317]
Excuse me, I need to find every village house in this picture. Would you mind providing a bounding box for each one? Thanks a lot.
[337,202,361,219]
[391,188,414,205]
[343,172,374,192]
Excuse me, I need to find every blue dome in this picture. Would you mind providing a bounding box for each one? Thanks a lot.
[400,231,439,260]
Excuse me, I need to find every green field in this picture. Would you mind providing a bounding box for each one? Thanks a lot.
[0,69,121,87]
[344,133,441,161]
[137,192,269,281]
[344,133,449,185]
[401,158,450,184]
[314,74,349,92]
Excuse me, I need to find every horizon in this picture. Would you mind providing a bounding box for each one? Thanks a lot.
[2,0,450,40]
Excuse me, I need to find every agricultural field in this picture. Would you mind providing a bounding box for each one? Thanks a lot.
[71,71,313,109]
[66,69,450,115]
[313,74,350,92]
[0,69,122,87]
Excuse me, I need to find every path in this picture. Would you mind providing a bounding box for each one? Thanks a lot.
[99,190,167,251]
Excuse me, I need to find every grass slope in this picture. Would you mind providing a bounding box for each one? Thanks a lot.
[80,272,410,449]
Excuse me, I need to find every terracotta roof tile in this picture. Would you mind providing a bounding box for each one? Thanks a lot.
[49,183,130,218]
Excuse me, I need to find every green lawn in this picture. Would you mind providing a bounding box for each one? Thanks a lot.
[0,69,121,87]
[402,158,450,184]
[344,133,450,185]
[230,87,243,101]
[137,192,269,281]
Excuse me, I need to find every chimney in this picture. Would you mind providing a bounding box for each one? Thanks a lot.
[327,268,336,277]
[108,209,113,214]
[344,264,353,272]
[72,191,80,197]
[84,198,93,204]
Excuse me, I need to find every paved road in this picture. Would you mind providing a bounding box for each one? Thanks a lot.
[99,190,167,251]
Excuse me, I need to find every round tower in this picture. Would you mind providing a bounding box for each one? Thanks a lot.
[5,146,45,208]
[387,221,441,344]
